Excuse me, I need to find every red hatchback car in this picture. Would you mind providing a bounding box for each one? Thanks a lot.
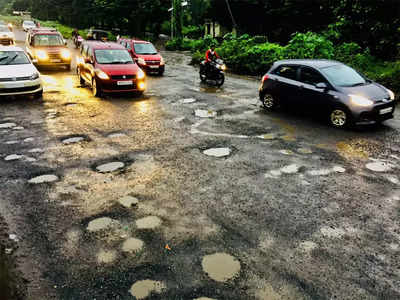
[119,38,165,75]
[77,41,146,96]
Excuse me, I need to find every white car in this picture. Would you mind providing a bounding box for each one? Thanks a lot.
[22,20,36,32]
[0,24,14,45]
[0,46,43,98]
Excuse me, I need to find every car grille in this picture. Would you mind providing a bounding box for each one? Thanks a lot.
[111,75,136,80]
[114,83,137,90]
[0,85,40,93]
[48,52,61,59]
[146,60,160,65]
[0,76,31,82]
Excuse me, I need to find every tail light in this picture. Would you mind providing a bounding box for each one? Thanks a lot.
[262,74,269,82]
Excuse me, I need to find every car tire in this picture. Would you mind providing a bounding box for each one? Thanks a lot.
[92,78,102,97]
[66,64,71,71]
[77,68,85,86]
[329,107,352,128]
[158,70,164,76]
[33,90,43,99]
[260,92,278,110]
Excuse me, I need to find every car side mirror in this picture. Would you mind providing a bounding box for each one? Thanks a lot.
[315,82,328,90]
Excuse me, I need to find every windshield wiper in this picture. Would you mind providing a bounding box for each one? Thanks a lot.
[6,54,18,64]
[350,82,366,87]
[0,56,10,62]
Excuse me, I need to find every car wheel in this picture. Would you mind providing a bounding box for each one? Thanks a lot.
[260,92,278,110]
[33,90,43,99]
[77,68,85,85]
[329,107,351,128]
[92,78,101,97]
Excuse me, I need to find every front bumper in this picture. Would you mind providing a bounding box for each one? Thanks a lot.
[98,78,146,93]
[0,38,14,45]
[139,64,165,74]
[354,102,396,124]
[0,78,42,96]
[32,58,71,66]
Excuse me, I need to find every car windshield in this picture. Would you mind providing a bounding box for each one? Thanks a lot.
[94,49,133,64]
[0,51,30,65]
[33,34,64,46]
[0,25,10,32]
[23,21,35,26]
[321,64,367,87]
[134,43,157,55]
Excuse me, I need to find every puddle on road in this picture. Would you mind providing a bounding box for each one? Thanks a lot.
[298,241,318,253]
[23,137,35,142]
[180,98,197,104]
[336,141,369,160]
[0,123,16,129]
[195,109,217,118]
[129,280,166,299]
[31,120,44,125]
[4,154,23,161]
[202,253,241,282]
[297,148,313,154]
[279,149,294,155]
[320,226,345,238]
[281,164,300,174]
[28,174,59,184]
[365,161,392,172]
[5,141,19,145]
[307,166,346,176]
[203,147,231,157]
[107,132,127,138]
[118,196,139,208]
[96,162,125,173]
[97,249,117,264]
[62,137,85,144]
[271,118,296,141]
[122,237,144,253]
[28,148,45,153]
[257,133,277,140]
[87,217,114,232]
[136,216,162,230]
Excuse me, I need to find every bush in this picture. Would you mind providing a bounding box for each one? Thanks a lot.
[182,25,204,39]
[284,32,335,59]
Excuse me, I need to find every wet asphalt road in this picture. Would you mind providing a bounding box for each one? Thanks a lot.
[0,29,400,300]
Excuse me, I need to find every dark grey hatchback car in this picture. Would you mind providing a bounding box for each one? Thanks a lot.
[259,59,396,127]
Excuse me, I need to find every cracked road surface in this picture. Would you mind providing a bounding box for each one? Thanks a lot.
[0,30,400,300]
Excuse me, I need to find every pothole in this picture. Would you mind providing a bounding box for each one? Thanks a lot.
[28,174,59,184]
[297,148,313,154]
[0,123,16,128]
[4,154,23,161]
[122,237,144,253]
[23,137,35,142]
[136,216,162,229]
[279,149,294,155]
[97,249,117,264]
[201,253,241,282]
[129,280,166,299]
[257,133,277,140]
[28,148,45,153]
[118,195,139,208]
[13,126,24,130]
[107,132,127,138]
[87,217,114,232]
[366,161,392,172]
[281,164,300,174]
[62,136,85,144]
[5,140,19,145]
[31,120,44,124]
[203,147,231,157]
[195,109,217,118]
[180,98,197,104]
[96,162,125,173]
[332,166,346,173]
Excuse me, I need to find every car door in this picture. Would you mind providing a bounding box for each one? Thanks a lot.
[298,66,333,112]
[86,47,96,84]
[80,44,89,82]
[272,65,302,106]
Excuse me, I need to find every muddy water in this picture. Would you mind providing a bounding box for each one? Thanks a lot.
[129,280,166,299]
[136,216,162,229]
[122,237,144,253]
[201,253,241,282]
[86,217,114,232]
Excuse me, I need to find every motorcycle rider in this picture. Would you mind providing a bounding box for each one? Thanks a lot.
[72,29,78,43]
[205,44,219,73]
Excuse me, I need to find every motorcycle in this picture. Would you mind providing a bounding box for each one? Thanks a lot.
[200,58,226,87]
[73,35,84,49]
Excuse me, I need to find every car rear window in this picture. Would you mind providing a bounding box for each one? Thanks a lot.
[274,65,298,80]
[0,51,30,65]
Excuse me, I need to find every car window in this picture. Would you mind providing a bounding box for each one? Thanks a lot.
[0,25,10,32]
[126,42,132,50]
[94,49,133,64]
[0,51,30,65]
[33,34,64,46]
[133,43,157,55]
[274,65,298,81]
[300,67,326,85]
[321,64,367,87]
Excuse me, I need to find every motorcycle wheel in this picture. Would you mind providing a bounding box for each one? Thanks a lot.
[200,71,207,83]
[216,73,225,87]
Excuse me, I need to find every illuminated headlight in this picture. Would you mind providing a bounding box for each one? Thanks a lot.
[30,72,40,80]
[95,70,109,80]
[61,49,71,60]
[8,23,12,28]
[138,82,146,90]
[387,89,395,100]
[219,64,227,71]
[138,58,146,65]
[36,50,48,60]
[349,94,373,107]
[160,57,165,66]
[137,69,145,80]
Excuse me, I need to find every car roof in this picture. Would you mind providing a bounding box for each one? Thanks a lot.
[273,59,342,69]
[0,45,24,51]
[84,41,125,50]
[120,38,150,44]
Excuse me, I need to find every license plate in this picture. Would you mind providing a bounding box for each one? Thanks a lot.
[149,66,159,69]
[379,107,393,115]
[117,81,133,86]
[51,59,61,63]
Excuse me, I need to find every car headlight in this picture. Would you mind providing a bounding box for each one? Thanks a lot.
[95,70,109,80]
[30,72,40,80]
[138,58,146,65]
[138,82,146,90]
[160,57,165,66]
[349,94,374,107]
[61,49,71,60]
[36,50,48,60]
[387,89,395,100]
[137,69,145,80]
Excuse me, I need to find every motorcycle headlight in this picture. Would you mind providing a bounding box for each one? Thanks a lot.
[30,72,40,80]
[138,58,146,65]
[95,70,109,80]
[61,49,71,60]
[220,64,226,71]
[36,50,48,60]
[349,94,373,107]
[160,57,165,66]
[137,69,145,80]
[387,89,395,100]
